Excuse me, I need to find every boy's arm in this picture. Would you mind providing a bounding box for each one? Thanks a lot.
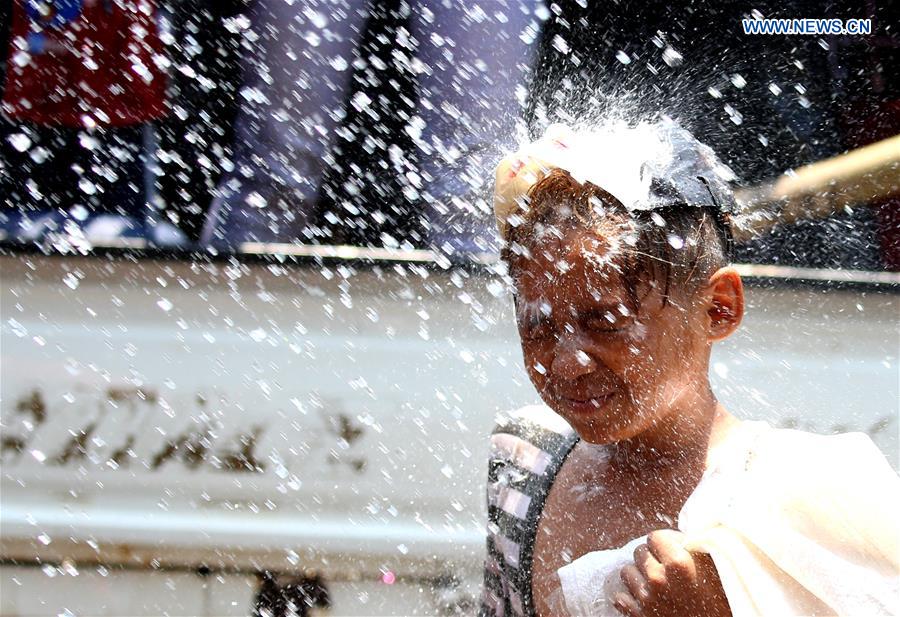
[613,530,731,617]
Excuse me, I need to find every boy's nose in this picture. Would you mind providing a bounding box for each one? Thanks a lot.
[550,341,597,380]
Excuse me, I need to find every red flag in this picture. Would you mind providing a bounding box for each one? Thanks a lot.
[2,0,167,127]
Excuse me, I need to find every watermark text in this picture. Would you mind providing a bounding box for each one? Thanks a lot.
[742,18,872,35]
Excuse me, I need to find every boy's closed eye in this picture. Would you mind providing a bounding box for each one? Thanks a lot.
[582,308,633,333]
[517,308,634,340]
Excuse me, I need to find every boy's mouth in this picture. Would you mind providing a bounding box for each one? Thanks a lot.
[556,391,617,415]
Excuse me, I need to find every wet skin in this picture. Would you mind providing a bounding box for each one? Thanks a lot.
[511,226,742,617]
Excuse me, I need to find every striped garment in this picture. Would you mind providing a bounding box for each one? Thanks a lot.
[479,404,581,617]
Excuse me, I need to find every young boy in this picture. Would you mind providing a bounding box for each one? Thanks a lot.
[480,121,899,616]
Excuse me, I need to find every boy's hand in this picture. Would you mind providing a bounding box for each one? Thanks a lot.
[612,530,731,617]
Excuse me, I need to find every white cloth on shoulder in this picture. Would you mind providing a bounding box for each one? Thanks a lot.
[557,421,900,616]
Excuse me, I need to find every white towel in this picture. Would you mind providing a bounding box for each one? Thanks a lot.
[557,422,900,616]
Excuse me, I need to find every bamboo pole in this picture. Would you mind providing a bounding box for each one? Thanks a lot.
[733,133,900,241]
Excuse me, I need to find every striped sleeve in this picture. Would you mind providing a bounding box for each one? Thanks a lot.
[480,450,508,616]
[479,405,578,617]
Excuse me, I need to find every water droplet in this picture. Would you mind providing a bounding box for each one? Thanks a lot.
[70,204,89,221]
[723,104,743,125]
[12,51,30,68]
[351,92,372,111]
[245,192,266,209]
[667,234,685,249]
[78,134,99,150]
[61,560,79,576]
[552,34,570,54]
[78,178,97,195]
[303,30,321,47]
[662,46,683,67]
[8,133,32,152]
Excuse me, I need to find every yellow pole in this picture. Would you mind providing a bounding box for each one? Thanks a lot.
[733,134,900,240]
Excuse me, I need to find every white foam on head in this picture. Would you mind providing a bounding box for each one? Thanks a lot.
[562,120,672,210]
[516,120,673,201]
[504,116,736,213]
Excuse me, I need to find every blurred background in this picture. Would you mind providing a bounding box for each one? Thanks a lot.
[1,0,897,267]
[1,1,898,616]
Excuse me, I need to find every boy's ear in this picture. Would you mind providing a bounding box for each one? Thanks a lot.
[704,267,744,342]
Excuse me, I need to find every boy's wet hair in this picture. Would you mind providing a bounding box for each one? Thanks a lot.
[503,169,733,307]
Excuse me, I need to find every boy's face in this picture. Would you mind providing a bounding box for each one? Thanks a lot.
[512,226,713,444]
